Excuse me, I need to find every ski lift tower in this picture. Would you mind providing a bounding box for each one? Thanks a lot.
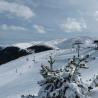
[73,40,83,58]
[94,40,98,50]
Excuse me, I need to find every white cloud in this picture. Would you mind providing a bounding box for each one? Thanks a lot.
[94,11,98,21]
[33,24,46,34]
[61,18,87,33]
[1,24,27,31]
[0,1,35,20]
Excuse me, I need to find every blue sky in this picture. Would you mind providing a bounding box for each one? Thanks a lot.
[0,0,98,45]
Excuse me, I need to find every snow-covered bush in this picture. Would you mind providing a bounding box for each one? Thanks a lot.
[38,55,90,98]
[89,75,98,90]
[21,41,97,98]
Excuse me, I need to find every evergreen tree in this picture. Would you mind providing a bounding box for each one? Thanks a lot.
[21,40,98,98]
[38,41,94,98]
[48,55,55,71]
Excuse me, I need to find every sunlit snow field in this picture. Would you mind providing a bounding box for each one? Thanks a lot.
[0,37,98,98]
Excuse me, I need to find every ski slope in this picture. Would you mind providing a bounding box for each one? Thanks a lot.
[0,37,98,98]
[0,49,70,98]
[0,48,98,98]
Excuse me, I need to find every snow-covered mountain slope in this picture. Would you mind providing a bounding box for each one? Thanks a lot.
[0,42,55,65]
[57,36,93,49]
[13,38,66,50]
[1,36,94,51]
[13,41,43,49]
[13,36,93,50]
[0,49,68,98]
[0,36,98,98]
[0,46,30,65]
[0,38,66,65]
[0,46,98,98]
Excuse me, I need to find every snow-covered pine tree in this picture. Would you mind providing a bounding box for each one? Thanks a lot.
[38,40,93,98]
[88,75,98,90]
[21,40,98,98]
[48,55,55,71]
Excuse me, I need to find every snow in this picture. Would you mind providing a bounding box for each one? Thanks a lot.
[88,87,98,98]
[13,38,66,49]
[0,53,40,98]
[13,41,42,49]
[0,37,98,98]
[0,49,69,98]
[57,36,93,49]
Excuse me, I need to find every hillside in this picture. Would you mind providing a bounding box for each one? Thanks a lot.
[0,37,98,98]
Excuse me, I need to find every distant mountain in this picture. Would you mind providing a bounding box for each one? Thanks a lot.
[27,44,53,53]
[0,46,3,51]
[0,36,95,65]
[0,44,54,65]
[13,38,66,50]
[0,46,30,65]
[57,36,93,49]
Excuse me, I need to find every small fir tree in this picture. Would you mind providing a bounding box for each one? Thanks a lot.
[38,40,95,98]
